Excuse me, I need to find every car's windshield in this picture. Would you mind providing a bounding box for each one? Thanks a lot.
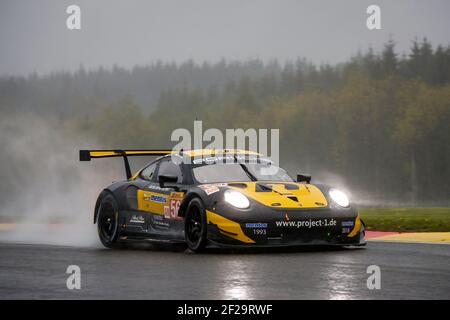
[192,161,294,183]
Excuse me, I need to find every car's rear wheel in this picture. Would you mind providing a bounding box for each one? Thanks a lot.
[97,193,119,248]
[184,198,207,252]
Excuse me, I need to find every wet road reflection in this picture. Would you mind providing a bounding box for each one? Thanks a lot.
[1,242,449,299]
[207,247,370,299]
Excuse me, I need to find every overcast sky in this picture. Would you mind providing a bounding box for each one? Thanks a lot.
[1,0,449,76]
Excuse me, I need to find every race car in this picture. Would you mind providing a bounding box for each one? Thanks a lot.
[80,149,365,252]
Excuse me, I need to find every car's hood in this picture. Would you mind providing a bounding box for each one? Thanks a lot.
[225,181,328,208]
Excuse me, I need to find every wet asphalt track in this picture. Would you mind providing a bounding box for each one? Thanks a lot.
[0,241,449,299]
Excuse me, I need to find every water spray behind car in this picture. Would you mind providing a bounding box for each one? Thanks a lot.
[0,113,121,247]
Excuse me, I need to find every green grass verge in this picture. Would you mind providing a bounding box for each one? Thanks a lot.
[359,207,450,232]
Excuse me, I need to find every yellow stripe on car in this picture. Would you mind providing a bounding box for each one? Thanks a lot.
[347,214,362,237]
[206,210,255,243]
[183,149,261,157]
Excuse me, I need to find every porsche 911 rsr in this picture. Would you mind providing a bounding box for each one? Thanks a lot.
[79,149,365,252]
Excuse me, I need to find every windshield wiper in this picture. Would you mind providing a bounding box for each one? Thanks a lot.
[234,155,257,181]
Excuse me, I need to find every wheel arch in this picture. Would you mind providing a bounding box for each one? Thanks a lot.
[93,189,116,224]
[178,191,205,218]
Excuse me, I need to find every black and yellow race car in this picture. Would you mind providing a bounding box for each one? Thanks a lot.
[80,149,365,252]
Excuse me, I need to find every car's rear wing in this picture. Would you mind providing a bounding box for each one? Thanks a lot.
[79,149,173,179]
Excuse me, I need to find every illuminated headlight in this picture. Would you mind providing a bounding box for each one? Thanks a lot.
[329,189,350,207]
[224,190,250,209]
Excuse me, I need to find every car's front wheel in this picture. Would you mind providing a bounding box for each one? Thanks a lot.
[184,198,207,252]
[96,193,119,248]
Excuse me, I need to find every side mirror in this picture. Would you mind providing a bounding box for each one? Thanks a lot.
[158,174,178,188]
[296,174,311,184]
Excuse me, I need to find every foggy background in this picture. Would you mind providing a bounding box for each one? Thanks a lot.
[1,0,450,75]
[0,1,449,246]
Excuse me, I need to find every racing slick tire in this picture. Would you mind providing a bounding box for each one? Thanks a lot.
[184,198,207,252]
[96,193,120,248]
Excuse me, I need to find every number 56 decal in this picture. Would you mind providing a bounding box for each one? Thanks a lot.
[169,192,184,220]
[170,199,181,219]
